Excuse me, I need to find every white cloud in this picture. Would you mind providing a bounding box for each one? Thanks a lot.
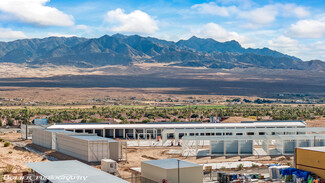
[239,5,278,26]
[0,0,74,26]
[239,4,310,28]
[287,19,325,38]
[191,2,310,28]
[280,4,310,18]
[75,24,89,30]
[311,41,325,50]
[105,8,158,34]
[0,28,27,39]
[191,2,238,17]
[268,36,325,61]
[268,36,301,55]
[192,23,249,46]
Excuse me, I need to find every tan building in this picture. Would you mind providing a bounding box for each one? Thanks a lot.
[141,159,203,183]
[295,147,325,178]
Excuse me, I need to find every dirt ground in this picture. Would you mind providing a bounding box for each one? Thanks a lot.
[0,132,47,182]
[116,146,293,179]
[306,117,325,127]
[221,117,256,123]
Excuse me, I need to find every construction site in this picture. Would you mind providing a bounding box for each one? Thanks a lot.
[1,119,325,182]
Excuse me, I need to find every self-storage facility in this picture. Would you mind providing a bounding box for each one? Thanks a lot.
[295,147,325,178]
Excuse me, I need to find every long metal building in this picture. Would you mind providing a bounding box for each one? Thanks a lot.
[47,120,306,139]
[32,129,121,162]
[56,134,120,162]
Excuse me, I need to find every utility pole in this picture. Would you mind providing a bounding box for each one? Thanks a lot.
[178,159,180,183]
[26,123,28,140]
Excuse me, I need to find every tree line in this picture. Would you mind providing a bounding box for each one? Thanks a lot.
[0,104,324,126]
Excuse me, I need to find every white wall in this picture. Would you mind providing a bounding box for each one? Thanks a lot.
[56,134,111,162]
[108,141,120,161]
[141,162,203,183]
[32,129,54,149]
[166,166,203,183]
[141,162,167,182]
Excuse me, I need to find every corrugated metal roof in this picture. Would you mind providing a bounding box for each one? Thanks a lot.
[25,160,128,183]
[70,135,117,142]
[142,159,201,169]
[182,134,325,141]
[45,129,75,134]
[48,121,305,130]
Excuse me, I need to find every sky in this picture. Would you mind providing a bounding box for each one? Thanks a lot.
[0,0,325,61]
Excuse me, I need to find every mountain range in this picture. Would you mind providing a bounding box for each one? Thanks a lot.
[0,34,324,71]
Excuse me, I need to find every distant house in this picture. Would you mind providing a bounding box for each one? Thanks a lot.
[33,118,47,125]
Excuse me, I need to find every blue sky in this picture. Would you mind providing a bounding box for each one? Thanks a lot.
[0,0,325,60]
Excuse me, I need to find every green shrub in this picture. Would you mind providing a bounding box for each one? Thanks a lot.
[237,164,244,171]
[4,142,10,147]
[3,164,14,174]
[287,162,291,166]
[142,119,150,123]
[8,151,12,154]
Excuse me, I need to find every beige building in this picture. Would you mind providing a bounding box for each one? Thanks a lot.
[141,159,203,183]
[56,134,120,162]
[32,129,121,162]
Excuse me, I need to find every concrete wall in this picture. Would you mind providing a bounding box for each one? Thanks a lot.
[297,139,312,148]
[210,141,224,155]
[109,141,120,161]
[262,140,269,154]
[239,140,253,155]
[314,139,325,146]
[296,148,325,179]
[210,140,253,155]
[284,140,296,154]
[225,140,238,155]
